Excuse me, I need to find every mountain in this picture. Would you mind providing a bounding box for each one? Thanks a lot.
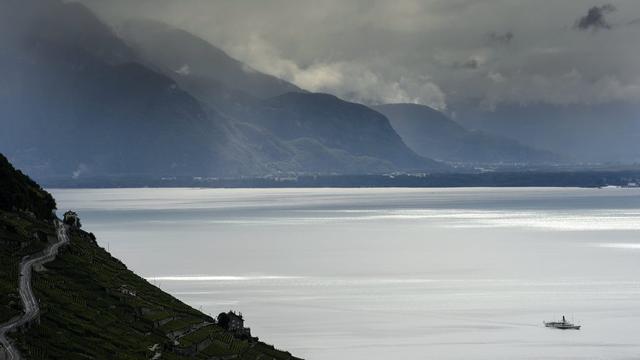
[454,103,640,164]
[0,154,300,359]
[374,103,560,165]
[256,93,442,172]
[119,20,444,173]
[119,19,301,101]
[0,0,278,179]
[0,4,442,180]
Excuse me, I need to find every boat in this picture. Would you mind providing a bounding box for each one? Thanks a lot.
[544,316,581,330]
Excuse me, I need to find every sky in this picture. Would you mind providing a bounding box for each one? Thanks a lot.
[82,0,640,110]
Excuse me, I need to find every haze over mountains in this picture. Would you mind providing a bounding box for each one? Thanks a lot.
[454,103,640,163]
[120,19,301,101]
[1,0,638,183]
[374,104,558,164]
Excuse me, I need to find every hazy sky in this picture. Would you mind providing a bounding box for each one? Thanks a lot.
[82,0,640,110]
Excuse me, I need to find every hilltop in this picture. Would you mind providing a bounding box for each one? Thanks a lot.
[0,154,56,221]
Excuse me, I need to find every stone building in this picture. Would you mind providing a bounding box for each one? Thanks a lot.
[227,311,244,331]
[218,311,252,337]
[63,211,81,229]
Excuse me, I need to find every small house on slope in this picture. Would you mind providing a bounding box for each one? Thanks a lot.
[63,211,81,229]
[218,311,252,338]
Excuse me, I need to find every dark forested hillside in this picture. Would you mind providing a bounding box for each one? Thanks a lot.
[0,154,56,220]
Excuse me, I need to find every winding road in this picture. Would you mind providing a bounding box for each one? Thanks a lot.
[0,219,70,360]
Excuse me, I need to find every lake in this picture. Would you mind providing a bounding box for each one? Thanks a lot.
[50,187,640,359]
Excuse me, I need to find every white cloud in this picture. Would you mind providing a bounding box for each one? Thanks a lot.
[488,72,506,84]
[175,64,191,75]
[230,35,447,109]
[72,163,88,179]
[480,69,640,108]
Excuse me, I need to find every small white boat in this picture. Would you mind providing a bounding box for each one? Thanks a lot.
[544,316,581,330]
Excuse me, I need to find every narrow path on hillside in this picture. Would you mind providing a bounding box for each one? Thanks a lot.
[0,219,70,360]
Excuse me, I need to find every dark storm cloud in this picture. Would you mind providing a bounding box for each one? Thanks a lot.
[453,57,481,70]
[487,31,514,45]
[462,58,480,69]
[575,4,617,31]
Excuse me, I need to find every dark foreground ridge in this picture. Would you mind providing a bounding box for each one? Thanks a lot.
[0,154,301,359]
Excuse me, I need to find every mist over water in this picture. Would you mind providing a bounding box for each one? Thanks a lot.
[52,188,640,359]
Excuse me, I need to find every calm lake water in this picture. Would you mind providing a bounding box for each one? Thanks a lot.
[51,188,640,359]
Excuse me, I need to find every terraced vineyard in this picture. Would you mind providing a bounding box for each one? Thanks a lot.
[10,227,300,359]
[0,211,56,325]
[0,153,300,359]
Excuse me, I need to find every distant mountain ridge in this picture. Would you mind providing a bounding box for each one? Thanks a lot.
[116,19,444,174]
[374,103,560,164]
[261,93,441,171]
[0,0,444,180]
[454,103,640,163]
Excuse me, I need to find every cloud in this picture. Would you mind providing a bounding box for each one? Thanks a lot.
[175,64,191,75]
[72,163,88,179]
[487,31,514,45]
[81,0,640,108]
[481,69,640,109]
[575,4,616,31]
[454,54,490,70]
[488,72,506,84]
[231,35,447,109]
[461,58,480,70]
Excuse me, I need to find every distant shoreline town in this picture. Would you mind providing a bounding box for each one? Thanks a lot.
[40,168,640,189]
